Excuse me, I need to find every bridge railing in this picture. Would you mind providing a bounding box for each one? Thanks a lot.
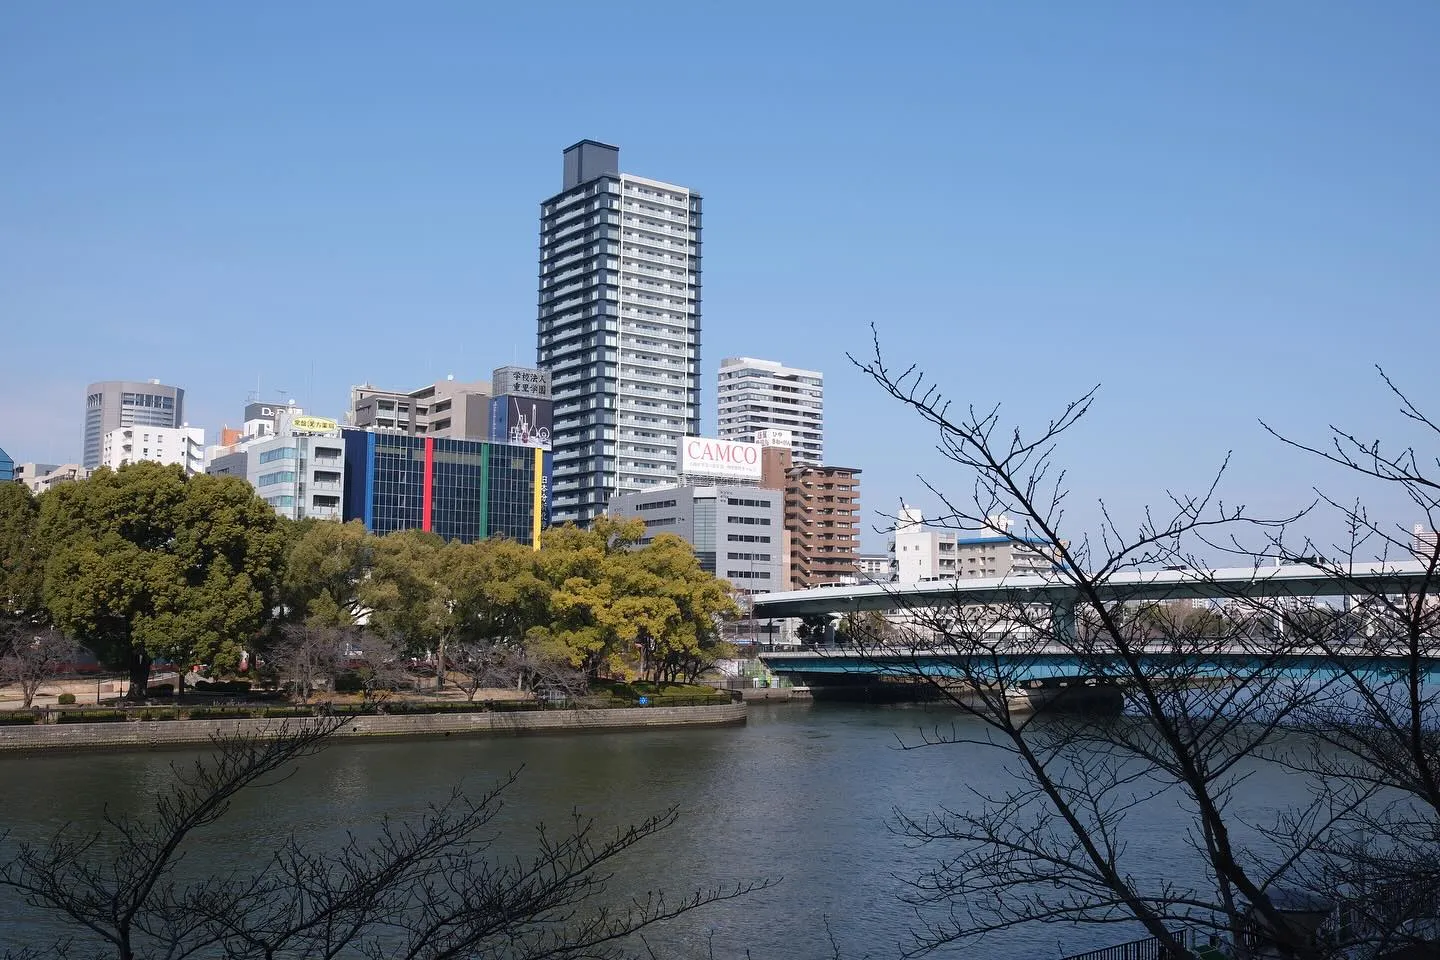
[1059,929,1197,960]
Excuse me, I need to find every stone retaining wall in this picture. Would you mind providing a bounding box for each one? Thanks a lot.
[0,703,748,753]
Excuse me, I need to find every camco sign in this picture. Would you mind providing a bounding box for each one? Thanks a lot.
[680,436,763,480]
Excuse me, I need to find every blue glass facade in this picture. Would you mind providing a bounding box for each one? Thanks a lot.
[0,446,13,482]
[340,429,542,545]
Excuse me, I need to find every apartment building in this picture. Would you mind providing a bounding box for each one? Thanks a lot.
[760,443,860,589]
[717,357,824,465]
[537,140,702,524]
[891,505,1064,584]
[100,425,206,475]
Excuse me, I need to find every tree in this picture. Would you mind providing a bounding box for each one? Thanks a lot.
[0,624,75,709]
[0,483,45,626]
[849,336,1439,960]
[447,638,519,701]
[529,520,739,684]
[0,719,770,960]
[625,534,739,685]
[268,621,345,702]
[281,519,374,628]
[363,529,454,687]
[39,464,287,700]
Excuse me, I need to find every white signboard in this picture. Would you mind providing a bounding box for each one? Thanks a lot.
[680,436,763,480]
[753,428,793,449]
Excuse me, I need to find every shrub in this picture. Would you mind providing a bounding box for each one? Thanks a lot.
[137,709,180,722]
[56,693,76,705]
[0,713,38,725]
[193,679,251,694]
[262,707,313,719]
[333,672,365,694]
[186,708,256,721]
[147,684,174,697]
[56,710,126,724]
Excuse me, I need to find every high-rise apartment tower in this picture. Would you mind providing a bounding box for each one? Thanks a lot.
[717,357,824,465]
[83,380,185,469]
[537,140,702,525]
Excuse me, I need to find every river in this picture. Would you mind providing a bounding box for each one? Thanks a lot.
[0,702,1313,959]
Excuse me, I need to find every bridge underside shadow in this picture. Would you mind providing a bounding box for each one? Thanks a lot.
[780,668,1124,715]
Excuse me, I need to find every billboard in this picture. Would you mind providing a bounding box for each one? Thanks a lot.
[244,402,300,423]
[492,366,552,399]
[680,436,763,480]
[489,395,553,450]
[290,416,338,433]
[753,428,793,449]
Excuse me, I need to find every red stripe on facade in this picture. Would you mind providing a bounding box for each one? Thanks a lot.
[422,437,434,532]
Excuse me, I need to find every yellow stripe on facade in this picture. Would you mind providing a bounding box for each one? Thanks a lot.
[532,446,543,550]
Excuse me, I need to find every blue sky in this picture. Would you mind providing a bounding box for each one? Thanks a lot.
[3,1,1437,553]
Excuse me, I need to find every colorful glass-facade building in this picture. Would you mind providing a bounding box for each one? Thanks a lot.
[341,429,551,547]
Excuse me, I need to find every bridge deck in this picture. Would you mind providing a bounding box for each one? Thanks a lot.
[751,562,1432,618]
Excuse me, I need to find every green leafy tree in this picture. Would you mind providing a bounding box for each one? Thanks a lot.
[528,518,648,679]
[0,482,45,625]
[529,519,738,684]
[363,529,453,685]
[39,464,286,700]
[282,519,374,627]
[626,533,739,684]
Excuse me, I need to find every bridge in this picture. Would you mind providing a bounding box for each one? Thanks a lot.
[750,561,1434,619]
[751,561,1438,701]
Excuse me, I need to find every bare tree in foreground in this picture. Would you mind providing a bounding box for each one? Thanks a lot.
[0,625,76,709]
[0,718,771,960]
[851,335,1438,960]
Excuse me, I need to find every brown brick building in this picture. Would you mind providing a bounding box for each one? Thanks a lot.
[762,446,862,589]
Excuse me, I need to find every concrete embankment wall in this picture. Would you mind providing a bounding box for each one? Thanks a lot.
[0,703,748,754]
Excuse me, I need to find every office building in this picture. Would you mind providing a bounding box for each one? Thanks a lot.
[245,414,347,521]
[341,429,546,547]
[890,506,1064,584]
[537,140,702,525]
[0,447,12,482]
[758,442,862,589]
[608,484,784,592]
[83,380,184,468]
[100,425,206,475]
[15,464,91,494]
[347,377,492,439]
[607,435,779,596]
[717,357,824,465]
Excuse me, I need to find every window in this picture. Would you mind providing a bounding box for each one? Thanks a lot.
[726,516,771,525]
[259,447,298,464]
[725,497,772,508]
[634,499,677,511]
[258,471,297,487]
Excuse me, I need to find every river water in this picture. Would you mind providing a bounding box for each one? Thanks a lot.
[0,702,1313,959]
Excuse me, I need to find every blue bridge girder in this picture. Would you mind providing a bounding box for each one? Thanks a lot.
[759,647,1440,684]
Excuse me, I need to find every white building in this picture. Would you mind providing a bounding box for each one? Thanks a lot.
[244,414,345,521]
[538,140,702,525]
[206,408,346,522]
[14,463,91,493]
[100,425,205,475]
[717,357,824,465]
[891,505,1064,584]
[856,553,893,582]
